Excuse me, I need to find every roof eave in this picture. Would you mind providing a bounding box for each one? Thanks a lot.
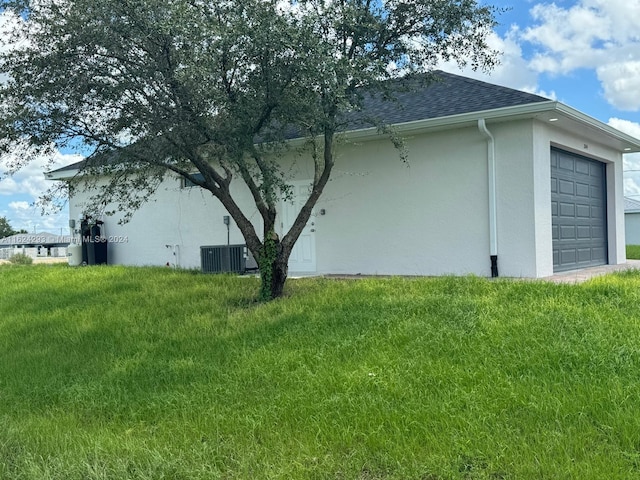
[281,102,557,147]
[334,101,559,141]
[553,103,640,152]
[339,101,640,153]
[45,169,78,181]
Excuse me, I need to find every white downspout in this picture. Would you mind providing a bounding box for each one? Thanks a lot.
[478,118,498,277]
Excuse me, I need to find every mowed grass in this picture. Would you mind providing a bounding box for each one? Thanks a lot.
[627,245,640,259]
[2,265,640,479]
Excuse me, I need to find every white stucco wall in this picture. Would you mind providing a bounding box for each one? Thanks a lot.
[491,120,538,277]
[305,127,490,276]
[68,126,496,275]
[69,177,261,268]
[625,213,640,244]
[66,117,627,277]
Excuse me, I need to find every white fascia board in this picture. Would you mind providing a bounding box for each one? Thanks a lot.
[45,169,79,181]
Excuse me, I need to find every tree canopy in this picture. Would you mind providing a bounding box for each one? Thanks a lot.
[0,216,24,238]
[0,0,500,298]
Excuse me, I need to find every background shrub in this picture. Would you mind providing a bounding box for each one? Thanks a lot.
[8,253,33,265]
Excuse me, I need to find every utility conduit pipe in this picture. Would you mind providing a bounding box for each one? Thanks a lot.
[478,118,498,277]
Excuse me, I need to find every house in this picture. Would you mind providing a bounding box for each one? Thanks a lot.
[624,197,640,245]
[0,232,70,260]
[46,71,640,278]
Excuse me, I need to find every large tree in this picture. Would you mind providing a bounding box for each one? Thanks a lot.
[0,0,499,299]
[0,216,17,238]
[0,216,26,237]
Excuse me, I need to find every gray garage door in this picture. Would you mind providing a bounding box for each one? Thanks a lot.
[551,148,607,272]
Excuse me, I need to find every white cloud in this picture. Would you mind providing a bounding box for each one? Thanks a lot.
[441,1,640,110]
[0,148,81,197]
[3,196,70,234]
[0,147,81,232]
[0,177,18,195]
[439,27,541,92]
[597,62,640,111]
[531,89,557,101]
[8,200,29,210]
[610,118,640,197]
[625,176,640,197]
[523,1,640,110]
[6,198,64,233]
[525,3,610,67]
[0,9,30,86]
[609,118,640,140]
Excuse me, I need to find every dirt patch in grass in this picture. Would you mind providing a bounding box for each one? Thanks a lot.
[32,257,68,264]
[0,257,67,265]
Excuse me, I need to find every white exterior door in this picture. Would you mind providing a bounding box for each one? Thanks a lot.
[282,181,316,273]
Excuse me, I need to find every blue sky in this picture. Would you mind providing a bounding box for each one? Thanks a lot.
[1,0,640,234]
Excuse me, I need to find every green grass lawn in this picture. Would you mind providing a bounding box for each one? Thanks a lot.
[627,245,640,259]
[2,264,640,479]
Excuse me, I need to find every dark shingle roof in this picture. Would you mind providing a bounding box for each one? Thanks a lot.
[343,70,549,129]
[49,71,550,174]
[49,157,103,174]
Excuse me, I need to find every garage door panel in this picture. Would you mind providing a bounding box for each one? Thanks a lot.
[576,204,590,217]
[560,202,575,217]
[590,163,604,178]
[559,157,575,171]
[560,225,576,239]
[551,148,607,272]
[577,248,592,262]
[591,206,604,220]
[576,183,590,197]
[556,245,607,267]
[560,249,576,264]
[592,226,605,240]
[590,185,603,199]
[576,226,591,239]
[559,179,575,195]
[576,159,591,175]
[593,246,607,261]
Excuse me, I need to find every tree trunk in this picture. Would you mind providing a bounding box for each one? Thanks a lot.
[263,255,288,299]
[258,236,290,300]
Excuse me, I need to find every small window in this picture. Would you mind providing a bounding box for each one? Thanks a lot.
[182,172,205,188]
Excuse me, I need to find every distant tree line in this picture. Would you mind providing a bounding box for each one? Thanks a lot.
[0,216,27,238]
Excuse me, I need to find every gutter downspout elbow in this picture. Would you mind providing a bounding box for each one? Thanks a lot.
[478,118,498,277]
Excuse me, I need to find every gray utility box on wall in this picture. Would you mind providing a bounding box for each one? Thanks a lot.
[201,245,247,274]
